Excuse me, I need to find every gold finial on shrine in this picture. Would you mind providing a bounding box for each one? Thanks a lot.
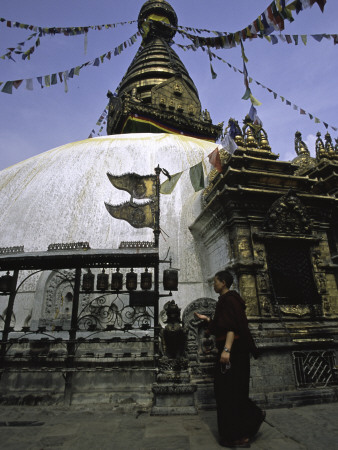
[258,129,271,151]
[243,115,258,148]
[315,132,326,160]
[324,132,335,158]
[295,131,309,156]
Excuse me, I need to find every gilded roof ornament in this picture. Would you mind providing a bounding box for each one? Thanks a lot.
[292,131,316,173]
[264,189,312,235]
[324,132,335,158]
[315,132,326,160]
[295,131,309,156]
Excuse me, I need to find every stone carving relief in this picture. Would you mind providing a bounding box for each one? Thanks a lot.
[38,269,89,329]
[182,297,217,376]
[312,249,323,272]
[264,189,312,234]
[315,273,327,294]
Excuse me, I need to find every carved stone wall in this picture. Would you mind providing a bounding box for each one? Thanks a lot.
[182,298,217,377]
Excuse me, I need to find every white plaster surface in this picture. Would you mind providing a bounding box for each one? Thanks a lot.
[0,133,219,312]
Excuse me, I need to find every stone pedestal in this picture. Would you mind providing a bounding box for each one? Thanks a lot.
[151,359,197,415]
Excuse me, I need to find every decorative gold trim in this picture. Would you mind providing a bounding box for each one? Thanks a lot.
[280,305,310,316]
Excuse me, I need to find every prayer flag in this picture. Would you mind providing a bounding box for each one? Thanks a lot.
[189,162,205,192]
[13,80,23,89]
[210,63,217,79]
[26,78,33,90]
[250,93,262,107]
[208,148,222,172]
[221,134,238,154]
[1,81,13,94]
[242,88,251,101]
[84,32,88,54]
[249,104,262,126]
[312,34,323,42]
[301,0,312,8]
[301,35,307,45]
[294,0,303,13]
[51,73,57,85]
[160,172,183,194]
[310,0,326,12]
[44,75,51,87]
[63,71,69,93]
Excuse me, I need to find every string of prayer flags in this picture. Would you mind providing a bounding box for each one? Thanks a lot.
[176,28,338,48]
[160,172,183,194]
[0,17,136,61]
[240,40,262,107]
[1,32,140,95]
[0,17,136,35]
[174,0,327,51]
[189,162,205,192]
[159,142,239,195]
[174,42,338,133]
[1,31,38,60]
[88,105,109,138]
[207,47,217,79]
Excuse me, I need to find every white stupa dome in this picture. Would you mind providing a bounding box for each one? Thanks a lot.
[0,133,219,311]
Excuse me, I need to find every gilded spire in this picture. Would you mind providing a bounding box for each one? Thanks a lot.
[106,0,222,141]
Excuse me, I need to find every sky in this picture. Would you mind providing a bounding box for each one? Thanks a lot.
[0,0,337,171]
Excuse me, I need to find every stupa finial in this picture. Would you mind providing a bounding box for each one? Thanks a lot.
[138,0,178,43]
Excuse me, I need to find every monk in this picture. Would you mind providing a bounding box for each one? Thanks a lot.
[195,270,265,448]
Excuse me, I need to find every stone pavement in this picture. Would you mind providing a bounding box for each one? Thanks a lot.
[0,402,337,450]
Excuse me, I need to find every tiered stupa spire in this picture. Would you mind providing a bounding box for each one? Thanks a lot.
[107,0,222,141]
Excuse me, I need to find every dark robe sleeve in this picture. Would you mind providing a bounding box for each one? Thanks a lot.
[208,292,259,358]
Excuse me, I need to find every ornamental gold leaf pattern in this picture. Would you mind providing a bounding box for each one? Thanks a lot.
[107,172,157,199]
[105,201,155,229]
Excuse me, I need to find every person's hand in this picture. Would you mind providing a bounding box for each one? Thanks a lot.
[194,312,209,322]
[220,350,230,364]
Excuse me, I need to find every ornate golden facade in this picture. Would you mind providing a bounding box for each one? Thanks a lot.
[191,121,338,345]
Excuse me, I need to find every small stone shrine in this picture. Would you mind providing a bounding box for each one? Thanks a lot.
[152,300,197,415]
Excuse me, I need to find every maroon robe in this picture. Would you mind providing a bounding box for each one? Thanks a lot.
[208,290,264,443]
